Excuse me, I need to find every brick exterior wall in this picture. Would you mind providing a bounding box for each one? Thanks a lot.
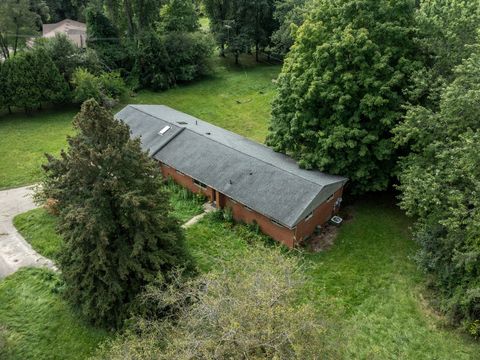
[223,198,296,248]
[294,188,344,243]
[159,161,344,248]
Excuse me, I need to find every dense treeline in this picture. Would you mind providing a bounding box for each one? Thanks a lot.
[268,0,480,335]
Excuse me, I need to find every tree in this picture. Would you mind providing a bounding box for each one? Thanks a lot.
[98,244,342,358]
[85,5,129,71]
[0,0,38,59]
[134,30,213,90]
[38,100,193,327]
[45,0,88,22]
[32,48,69,106]
[204,0,232,56]
[267,0,420,193]
[158,0,199,33]
[72,68,127,107]
[393,46,480,335]
[410,0,480,108]
[270,0,307,56]
[34,33,103,83]
[249,0,276,61]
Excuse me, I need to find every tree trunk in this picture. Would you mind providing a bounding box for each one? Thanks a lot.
[220,43,225,57]
[235,51,239,65]
[8,106,12,114]
[124,0,135,39]
[255,42,259,62]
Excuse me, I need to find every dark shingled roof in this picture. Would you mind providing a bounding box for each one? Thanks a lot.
[116,105,348,228]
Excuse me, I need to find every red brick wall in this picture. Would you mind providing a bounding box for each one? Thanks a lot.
[224,198,296,248]
[159,161,344,248]
[294,188,344,242]
[160,163,215,200]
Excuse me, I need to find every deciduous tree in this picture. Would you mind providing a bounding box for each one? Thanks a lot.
[394,46,480,335]
[267,0,420,193]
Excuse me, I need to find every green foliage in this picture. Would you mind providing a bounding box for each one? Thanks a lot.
[72,68,127,107]
[158,0,199,32]
[38,100,194,327]
[270,0,307,56]
[0,268,110,359]
[44,0,88,22]
[411,0,480,107]
[135,31,213,90]
[34,33,103,83]
[204,0,275,62]
[0,48,68,112]
[85,5,133,72]
[0,0,38,58]
[267,0,421,194]
[13,208,63,261]
[97,245,340,359]
[394,47,480,334]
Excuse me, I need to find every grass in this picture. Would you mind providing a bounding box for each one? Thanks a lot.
[184,196,480,359]
[0,268,110,360]
[0,55,279,190]
[0,109,76,189]
[13,208,62,261]
[8,194,480,359]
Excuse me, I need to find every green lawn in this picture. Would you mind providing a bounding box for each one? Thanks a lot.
[8,194,480,359]
[0,56,279,190]
[0,109,76,189]
[0,268,110,360]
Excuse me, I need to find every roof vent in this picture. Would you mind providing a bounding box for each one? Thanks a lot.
[205,132,211,135]
[158,125,171,136]
[177,121,188,125]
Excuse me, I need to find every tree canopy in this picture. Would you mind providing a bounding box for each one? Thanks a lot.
[38,100,193,327]
[393,44,480,335]
[267,0,420,193]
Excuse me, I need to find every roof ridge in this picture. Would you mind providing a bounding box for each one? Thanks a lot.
[130,105,343,189]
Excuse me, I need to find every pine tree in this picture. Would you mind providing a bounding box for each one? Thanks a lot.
[39,100,194,327]
[32,48,69,106]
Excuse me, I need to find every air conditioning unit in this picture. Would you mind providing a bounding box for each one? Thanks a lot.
[330,215,343,225]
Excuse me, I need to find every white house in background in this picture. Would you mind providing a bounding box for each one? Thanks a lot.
[42,19,87,48]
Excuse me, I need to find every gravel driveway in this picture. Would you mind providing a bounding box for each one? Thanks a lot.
[0,186,55,278]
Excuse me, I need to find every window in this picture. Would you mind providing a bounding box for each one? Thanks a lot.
[305,211,313,221]
[158,125,171,135]
[193,179,207,189]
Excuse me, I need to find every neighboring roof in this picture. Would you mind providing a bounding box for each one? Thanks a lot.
[116,105,348,228]
[42,19,86,47]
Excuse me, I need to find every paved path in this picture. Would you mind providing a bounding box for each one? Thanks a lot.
[182,202,216,228]
[0,186,56,279]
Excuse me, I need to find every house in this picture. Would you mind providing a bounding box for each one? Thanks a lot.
[42,19,86,48]
[116,105,348,248]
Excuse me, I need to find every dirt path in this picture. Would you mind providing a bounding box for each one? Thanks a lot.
[182,202,216,228]
[0,186,56,278]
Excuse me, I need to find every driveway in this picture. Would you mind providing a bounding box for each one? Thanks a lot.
[0,186,56,279]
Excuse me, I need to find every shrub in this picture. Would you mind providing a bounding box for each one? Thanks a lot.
[96,245,341,358]
[72,69,127,107]
[134,30,213,91]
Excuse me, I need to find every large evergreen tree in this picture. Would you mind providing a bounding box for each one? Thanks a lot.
[267,0,420,193]
[38,100,193,327]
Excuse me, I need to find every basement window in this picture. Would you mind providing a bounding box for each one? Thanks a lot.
[158,125,171,135]
[193,179,207,189]
[305,211,313,221]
